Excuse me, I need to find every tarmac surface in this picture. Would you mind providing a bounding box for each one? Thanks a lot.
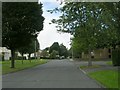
[2,59,103,88]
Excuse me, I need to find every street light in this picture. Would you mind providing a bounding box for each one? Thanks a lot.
[70,36,74,61]
[72,41,73,60]
[35,39,36,60]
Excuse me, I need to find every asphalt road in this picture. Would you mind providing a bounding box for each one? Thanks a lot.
[2,59,102,88]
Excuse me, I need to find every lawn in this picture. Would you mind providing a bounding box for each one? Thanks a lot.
[80,65,101,69]
[106,61,113,65]
[2,59,47,75]
[88,70,119,89]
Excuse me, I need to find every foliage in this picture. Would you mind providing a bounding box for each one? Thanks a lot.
[59,44,68,58]
[2,2,44,68]
[40,49,49,58]
[44,47,50,51]
[15,56,26,60]
[50,50,59,59]
[18,38,39,56]
[49,42,60,54]
[112,49,120,66]
[2,2,44,50]
[49,42,68,58]
[48,2,120,54]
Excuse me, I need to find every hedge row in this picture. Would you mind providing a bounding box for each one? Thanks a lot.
[112,49,120,66]
[10,56,26,60]
[40,57,60,59]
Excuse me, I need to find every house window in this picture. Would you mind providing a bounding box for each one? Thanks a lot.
[108,55,111,58]
[108,49,111,53]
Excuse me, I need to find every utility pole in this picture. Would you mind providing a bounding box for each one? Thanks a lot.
[72,41,73,60]
[70,37,73,60]
[35,39,36,59]
[39,43,41,60]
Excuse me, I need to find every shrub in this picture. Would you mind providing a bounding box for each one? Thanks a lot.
[30,57,36,60]
[16,56,26,60]
[112,49,120,66]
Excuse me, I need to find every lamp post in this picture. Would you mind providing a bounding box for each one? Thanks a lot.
[71,40,74,60]
[39,43,41,60]
[35,39,36,60]
[70,37,74,60]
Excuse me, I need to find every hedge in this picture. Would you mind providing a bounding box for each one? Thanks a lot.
[112,49,120,66]
[10,56,26,60]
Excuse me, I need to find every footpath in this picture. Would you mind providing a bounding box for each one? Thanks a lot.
[73,60,118,73]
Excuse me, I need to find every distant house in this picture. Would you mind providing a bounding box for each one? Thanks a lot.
[0,47,11,60]
[37,50,42,59]
[82,48,111,60]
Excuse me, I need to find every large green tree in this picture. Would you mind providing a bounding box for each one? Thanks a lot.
[49,2,119,65]
[50,50,59,59]
[2,2,44,68]
[59,44,68,58]
[18,38,39,60]
[40,47,50,58]
[49,42,60,55]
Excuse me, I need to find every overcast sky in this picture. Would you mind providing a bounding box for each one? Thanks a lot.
[37,0,71,50]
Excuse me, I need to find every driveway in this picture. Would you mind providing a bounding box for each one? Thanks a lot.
[2,59,103,88]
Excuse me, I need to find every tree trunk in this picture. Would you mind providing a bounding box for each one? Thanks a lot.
[2,52,4,61]
[11,49,15,68]
[28,53,31,59]
[28,53,31,63]
[22,53,24,64]
[88,50,92,66]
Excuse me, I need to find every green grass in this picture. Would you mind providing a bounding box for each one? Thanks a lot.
[106,61,113,65]
[2,59,47,75]
[88,70,119,89]
[80,65,101,69]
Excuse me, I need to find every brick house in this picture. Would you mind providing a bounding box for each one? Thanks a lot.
[82,48,111,60]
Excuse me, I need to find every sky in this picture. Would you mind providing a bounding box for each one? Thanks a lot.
[37,0,71,50]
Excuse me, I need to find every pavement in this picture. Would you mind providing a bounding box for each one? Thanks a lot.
[73,60,118,73]
[2,59,103,88]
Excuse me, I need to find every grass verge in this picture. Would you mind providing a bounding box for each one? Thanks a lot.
[80,65,101,69]
[106,61,112,65]
[88,70,119,89]
[2,59,47,75]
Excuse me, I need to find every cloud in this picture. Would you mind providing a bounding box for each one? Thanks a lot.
[37,1,71,50]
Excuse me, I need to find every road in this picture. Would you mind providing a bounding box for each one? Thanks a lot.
[2,59,102,88]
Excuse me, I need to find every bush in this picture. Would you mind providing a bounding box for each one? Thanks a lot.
[30,57,35,59]
[112,49,120,66]
[10,56,26,60]
[40,56,60,59]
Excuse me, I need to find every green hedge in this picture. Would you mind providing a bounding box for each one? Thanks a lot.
[10,56,26,60]
[112,49,120,66]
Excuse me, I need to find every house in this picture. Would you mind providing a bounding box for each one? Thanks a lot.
[0,47,11,60]
[82,48,111,60]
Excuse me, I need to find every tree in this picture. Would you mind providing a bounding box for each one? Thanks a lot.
[2,2,44,68]
[49,2,119,47]
[18,38,39,60]
[59,44,68,58]
[44,47,50,51]
[68,47,72,58]
[49,42,60,55]
[50,50,59,59]
[40,48,49,58]
[49,2,119,65]
[100,2,120,48]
